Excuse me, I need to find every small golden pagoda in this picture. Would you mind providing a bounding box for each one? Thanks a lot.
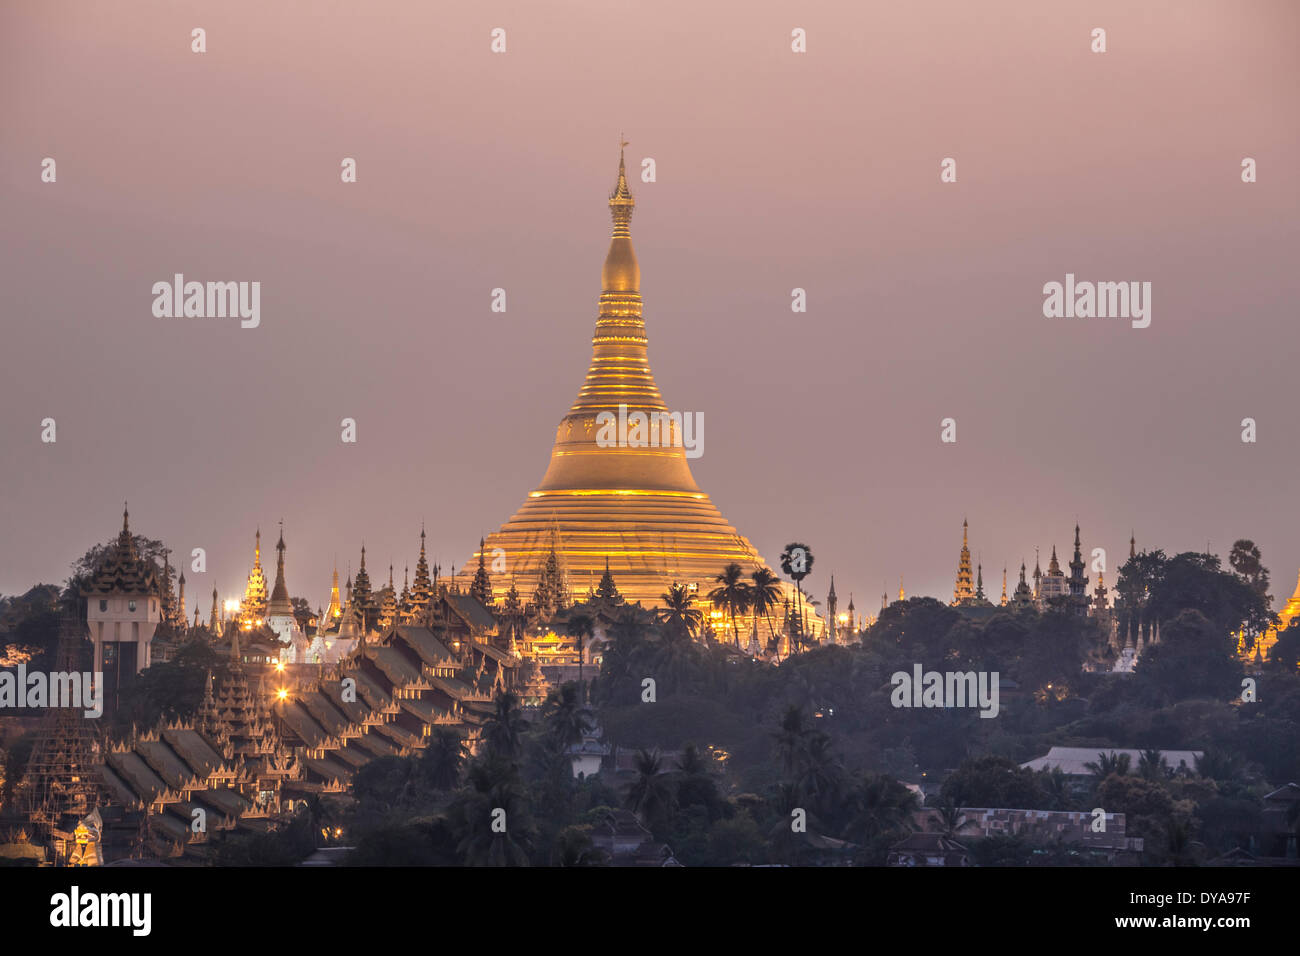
[459,146,807,634]
[239,529,269,627]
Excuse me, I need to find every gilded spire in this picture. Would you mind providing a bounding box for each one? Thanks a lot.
[953,519,975,605]
[609,138,635,232]
[240,527,269,625]
[601,139,639,292]
[327,562,342,621]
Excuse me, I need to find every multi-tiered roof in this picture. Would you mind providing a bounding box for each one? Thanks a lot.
[81,505,160,598]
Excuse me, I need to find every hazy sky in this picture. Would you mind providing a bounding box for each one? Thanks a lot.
[2,1,1298,614]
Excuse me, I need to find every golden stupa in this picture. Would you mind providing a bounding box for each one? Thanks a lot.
[459,146,812,637]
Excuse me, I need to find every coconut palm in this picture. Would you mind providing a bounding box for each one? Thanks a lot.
[540,682,593,751]
[707,563,752,647]
[1138,748,1169,781]
[780,543,814,651]
[481,691,529,761]
[749,567,782,654]
[420,726,468,790]
[658,582,703,641]
[930,801,978,841]
[626,748,675,830]
[451,758,533,866]
[795,730,844,815]
[563,611,595,700]
[843,774,920,843]
[1084,751,1132,780]
[773,706,810,780]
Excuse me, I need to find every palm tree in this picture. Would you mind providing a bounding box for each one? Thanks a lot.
[420,726,468,790]
[563,612,595,700]
[1039,767,1071,810]
[626,748,675,830]
[749,567,782,654]
[773,706,809,780]
[930,801,977,841]
[540,682,593,751]
[1084,751,1132,780]
[1138,748,1169,781]
[658,582,703,641]
[795,731,844,815]
[843,774,920,843]
[707,563,752,647]
[452,758,533,866]
[481,691,529,761]
[1195,749,1243,782]
[780,542,814,651]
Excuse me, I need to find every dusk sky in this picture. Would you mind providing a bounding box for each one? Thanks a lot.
[2,1,1297,612]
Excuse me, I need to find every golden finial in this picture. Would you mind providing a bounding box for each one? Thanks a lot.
[609,137,635,232]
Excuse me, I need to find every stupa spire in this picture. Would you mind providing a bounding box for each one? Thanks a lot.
[268,521,292,618]
[459,145,809,636]
[953,519,975,605]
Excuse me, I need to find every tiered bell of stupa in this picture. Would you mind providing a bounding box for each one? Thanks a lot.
[460,146,804,623]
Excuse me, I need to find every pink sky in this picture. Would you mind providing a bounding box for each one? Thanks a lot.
[2,0,1297,611]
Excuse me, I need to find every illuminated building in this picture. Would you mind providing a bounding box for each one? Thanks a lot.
[952,520,975,605]
[456,146,814,637]
[325,563,343,624]
[238,528,269,628]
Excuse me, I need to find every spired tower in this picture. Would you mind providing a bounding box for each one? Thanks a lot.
[239,529,269,627]
[952,519,975,605]
[459,145,805,623]
[266,523,298,646]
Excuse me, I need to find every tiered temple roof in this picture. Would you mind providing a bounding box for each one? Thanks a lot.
[94,637,303,861]
[276,616,518,792]
[81,505,161,598]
